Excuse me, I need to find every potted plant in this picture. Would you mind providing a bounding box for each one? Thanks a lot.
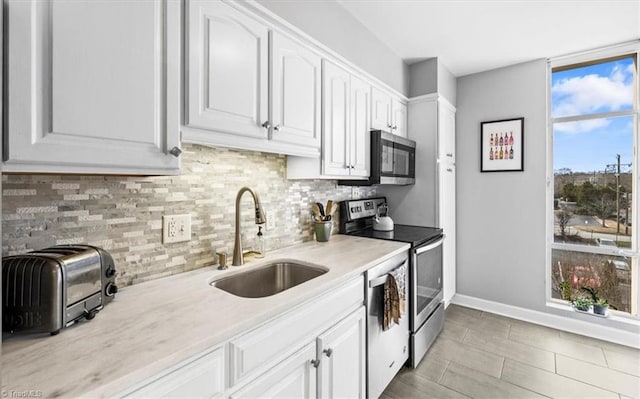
[593,298,609,316]
[559,281,572,301]
[571,297,592,312]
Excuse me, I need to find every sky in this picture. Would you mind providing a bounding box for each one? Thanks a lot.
[552,56,636,174]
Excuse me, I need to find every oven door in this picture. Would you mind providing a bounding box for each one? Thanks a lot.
[411,236,444,330]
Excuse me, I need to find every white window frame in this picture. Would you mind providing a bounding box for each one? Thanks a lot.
[546,41,640,319]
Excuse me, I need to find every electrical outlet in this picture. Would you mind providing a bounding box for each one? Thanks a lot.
[351,186,361,199]
[163,214,191,244]
[266,212,275,231]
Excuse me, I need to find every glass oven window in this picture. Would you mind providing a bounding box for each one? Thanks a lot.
[415,243,443,316]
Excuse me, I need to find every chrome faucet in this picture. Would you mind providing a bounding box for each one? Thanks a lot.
[233,187,266,266]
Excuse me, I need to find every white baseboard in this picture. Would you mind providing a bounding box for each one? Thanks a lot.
[451,294,640,349]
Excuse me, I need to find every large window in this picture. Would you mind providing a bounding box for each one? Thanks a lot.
[548,44,639,317]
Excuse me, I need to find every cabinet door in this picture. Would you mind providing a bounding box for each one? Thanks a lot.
[271,32,321,149]
[317,307,366,399]
[187,0,269,139]
[350,75,371,177]
[371,87,391,132]
[230,342,317,399]
[438,100,456,162]
[391,99,408,138]
[5,0,180,175]
[322,61,350,176]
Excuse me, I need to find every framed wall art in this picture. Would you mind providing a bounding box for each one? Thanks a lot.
[480,117,524,172]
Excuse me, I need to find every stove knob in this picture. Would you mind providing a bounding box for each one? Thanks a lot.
[105,283,118,297]
[105,268,116,278]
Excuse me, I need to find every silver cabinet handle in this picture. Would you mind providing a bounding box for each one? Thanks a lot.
[168,146,182,157]
[446,168,453,172]
[310,359,320,368]
[446,153,453,157]
[392,125,397,130]
[274,125,280,131]
[323,348,333,357]
[261,121,271,129]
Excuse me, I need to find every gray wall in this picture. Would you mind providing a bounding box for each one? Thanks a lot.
[255,0,409,96]
[437,60,457,106]
[408,58,437,98]
[408,58,456,105]
[456,59,638,334]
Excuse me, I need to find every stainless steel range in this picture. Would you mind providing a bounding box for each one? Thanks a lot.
[340,197,445,388]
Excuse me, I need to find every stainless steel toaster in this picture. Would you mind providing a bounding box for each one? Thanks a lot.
[2,245,118,335]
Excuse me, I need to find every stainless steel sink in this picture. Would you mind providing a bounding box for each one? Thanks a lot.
[212,261,328,298]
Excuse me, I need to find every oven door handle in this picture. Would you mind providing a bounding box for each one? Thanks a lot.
[414,235,445,255]
[368,262,406,288]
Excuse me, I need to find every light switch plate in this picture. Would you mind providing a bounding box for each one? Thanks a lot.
[163,214,191,244]
[351,187,361,199]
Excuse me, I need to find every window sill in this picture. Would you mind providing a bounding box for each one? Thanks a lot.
[547,301,640,327]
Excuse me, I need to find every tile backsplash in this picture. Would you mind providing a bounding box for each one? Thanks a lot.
[2,144,376,286]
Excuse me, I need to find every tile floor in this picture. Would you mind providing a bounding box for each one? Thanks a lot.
[382,304,640,399]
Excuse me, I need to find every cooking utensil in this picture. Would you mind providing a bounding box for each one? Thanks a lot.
[312,203,323,220]
[326,200,334,217]
[316,202,325,216]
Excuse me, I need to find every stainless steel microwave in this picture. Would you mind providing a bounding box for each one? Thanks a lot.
[339,130,416,186]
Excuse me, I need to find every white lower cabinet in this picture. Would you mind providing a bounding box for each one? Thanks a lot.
[117,276,365,399]
[121,345,225,398]
[317,307,366,399]
[230,342,317,399]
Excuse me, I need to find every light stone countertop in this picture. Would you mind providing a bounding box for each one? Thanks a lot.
[1,235,409,398]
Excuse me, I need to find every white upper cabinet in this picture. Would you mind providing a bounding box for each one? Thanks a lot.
[184,1,320,157]
[391,98,408,138]
[349,75,371,177]
[371,86,407,137]
[288,60,369,179]
[271,32,322,148]
[322,61,351,176]
[438,100,456,163]
[371,87,392,132]
[186,0,268,139]
[4,0,181,175]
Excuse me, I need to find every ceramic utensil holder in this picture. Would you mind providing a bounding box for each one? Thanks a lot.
[314,221,332,242]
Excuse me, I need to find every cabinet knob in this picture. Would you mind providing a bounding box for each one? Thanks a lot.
[387,123,392,128]
[168,146,182,157]
[392,125,398,130]
[273,125,281,132]
[310,359,320,368]
[261,121,271,129]
[323,348,333,357]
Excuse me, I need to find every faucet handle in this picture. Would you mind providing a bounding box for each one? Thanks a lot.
[216,252,228,270]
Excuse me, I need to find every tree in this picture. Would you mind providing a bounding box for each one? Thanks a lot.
[580,183,616,226]
[556,209,573,240]
[599,260,622,311]
[563,183,579,202]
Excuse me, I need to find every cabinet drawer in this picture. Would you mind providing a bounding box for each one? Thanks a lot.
[229,276,364,388]
[123,346,225,398]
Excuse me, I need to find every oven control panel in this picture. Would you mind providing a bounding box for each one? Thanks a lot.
[345,198,386,220]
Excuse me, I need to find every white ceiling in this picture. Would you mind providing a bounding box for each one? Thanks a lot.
[336,0,640,77]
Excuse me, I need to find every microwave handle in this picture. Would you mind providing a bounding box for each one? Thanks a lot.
[415,235,445,255]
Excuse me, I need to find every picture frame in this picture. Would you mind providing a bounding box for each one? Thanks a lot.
[480,117,524,172]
